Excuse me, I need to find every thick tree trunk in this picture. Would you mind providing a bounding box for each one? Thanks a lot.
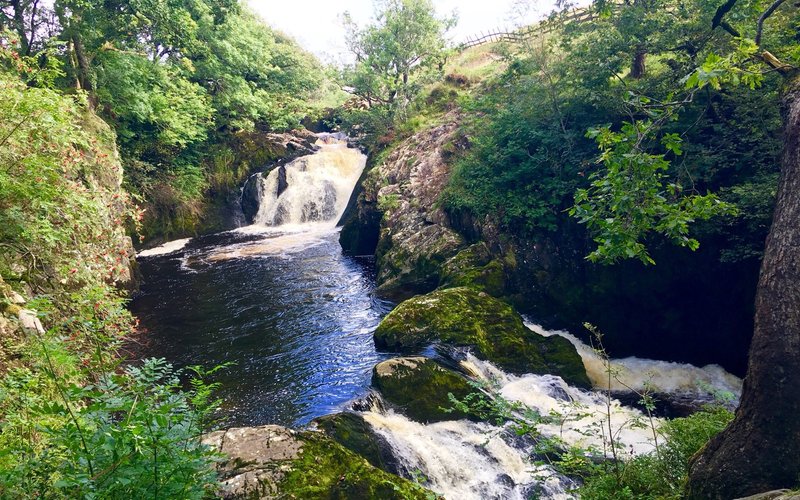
[687,73,800,498]
[631,45,647,79]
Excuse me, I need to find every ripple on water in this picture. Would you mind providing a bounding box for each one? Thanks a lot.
[131,229,393,427]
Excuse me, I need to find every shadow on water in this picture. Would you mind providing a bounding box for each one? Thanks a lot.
[129,228,394,427]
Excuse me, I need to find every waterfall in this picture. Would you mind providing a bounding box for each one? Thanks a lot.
[252,133,366,228]
[360,325,743,500]
[525,322,743,398]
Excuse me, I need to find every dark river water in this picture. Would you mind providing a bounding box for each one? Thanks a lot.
[130,226,393,427]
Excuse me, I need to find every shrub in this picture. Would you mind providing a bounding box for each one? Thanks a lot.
[0,357,222,499]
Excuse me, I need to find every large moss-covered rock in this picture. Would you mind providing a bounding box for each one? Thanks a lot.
[374,287,590,388]
[439,243,507,297]
[372,357,473,423]
[203,425,435,499]
[313,412,398,473]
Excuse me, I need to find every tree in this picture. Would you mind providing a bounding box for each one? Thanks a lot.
[0,0,57,55]
[343,0,454,114]
[574,0,800,496]
[683,1,800,496]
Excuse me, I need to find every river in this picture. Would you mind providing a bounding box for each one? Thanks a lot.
[131,135,743,499]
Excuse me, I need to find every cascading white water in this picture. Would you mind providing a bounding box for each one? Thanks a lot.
[191,134,366,263]
[361,325,744,500]
[252,133,366,228]
[525,322,743,398]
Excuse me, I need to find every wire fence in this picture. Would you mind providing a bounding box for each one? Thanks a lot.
[456,7,600,51]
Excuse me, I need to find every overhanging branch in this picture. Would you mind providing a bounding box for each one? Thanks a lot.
[755,0,788,46]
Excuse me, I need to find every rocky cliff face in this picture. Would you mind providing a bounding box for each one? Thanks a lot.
[340,113,471,300]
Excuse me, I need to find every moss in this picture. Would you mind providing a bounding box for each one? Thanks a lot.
[376,226,465,300]
[374,287,590,387]
[439,243,507,297]
[3,304,21,316]
[314,413,394,472]
[279,431,435,499]
[372,357,473,423]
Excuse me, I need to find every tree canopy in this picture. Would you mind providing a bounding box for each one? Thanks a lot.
[343,0,453,112]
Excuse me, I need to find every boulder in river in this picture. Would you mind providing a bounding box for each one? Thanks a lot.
[203,425,435,499]
[372,356,473,423]
[314,412,400,474]
[374,287,590,388]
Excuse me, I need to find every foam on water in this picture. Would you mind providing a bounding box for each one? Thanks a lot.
[525,322,743,397]
[137,238,192,257]
[363,323,743,500]
[253,138,366,227]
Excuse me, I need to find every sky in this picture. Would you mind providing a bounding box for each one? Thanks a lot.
[246,0,563,64]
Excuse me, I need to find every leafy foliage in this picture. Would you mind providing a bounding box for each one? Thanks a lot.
[343,0,453,111]
[440,0,784,265]
[570,120,735,265]
[0,39,223,498]
[5,0,334,241]
[0,41,137,296]
[338,0,454,148]
[0,358,222,498]
[578,407,733,499]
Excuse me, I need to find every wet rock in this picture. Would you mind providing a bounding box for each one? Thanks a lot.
[340,113,467,297]
[350,391,386,413]
[314,412,400,474]
[204,425,435,499]
[374,287,590,387]
[240,174,263,223]
[372,356,474,423]
[276,166,288,197]
[439,243,507,297]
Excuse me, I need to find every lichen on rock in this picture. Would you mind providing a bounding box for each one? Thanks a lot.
[204,424,436,499]
[374,287,590,387]
[340,113,469,299]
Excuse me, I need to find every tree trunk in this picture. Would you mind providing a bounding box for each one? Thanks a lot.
[71,31,92,93]
[10,0,31,55]
[687,73,800,499]
[631,45,647,79]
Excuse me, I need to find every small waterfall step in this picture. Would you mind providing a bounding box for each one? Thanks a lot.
[248,134,367,228]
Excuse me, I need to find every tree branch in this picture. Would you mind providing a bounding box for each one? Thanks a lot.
[755,0,788,46]
[712,0,740,36]
[759,50,795,75]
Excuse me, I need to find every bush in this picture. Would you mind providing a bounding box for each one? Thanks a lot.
[0,43,221,498]
[0,357,222,499]
[578,407,734,499]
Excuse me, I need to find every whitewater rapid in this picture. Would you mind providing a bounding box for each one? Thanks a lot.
[135,134,743,500]
[360,326,743,500]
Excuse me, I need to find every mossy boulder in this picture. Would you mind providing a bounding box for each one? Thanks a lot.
[372,356,473,423]
[204,425,435,499]
[313,412,398,473]
[374,287,590,388]
[439,243,507,297]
